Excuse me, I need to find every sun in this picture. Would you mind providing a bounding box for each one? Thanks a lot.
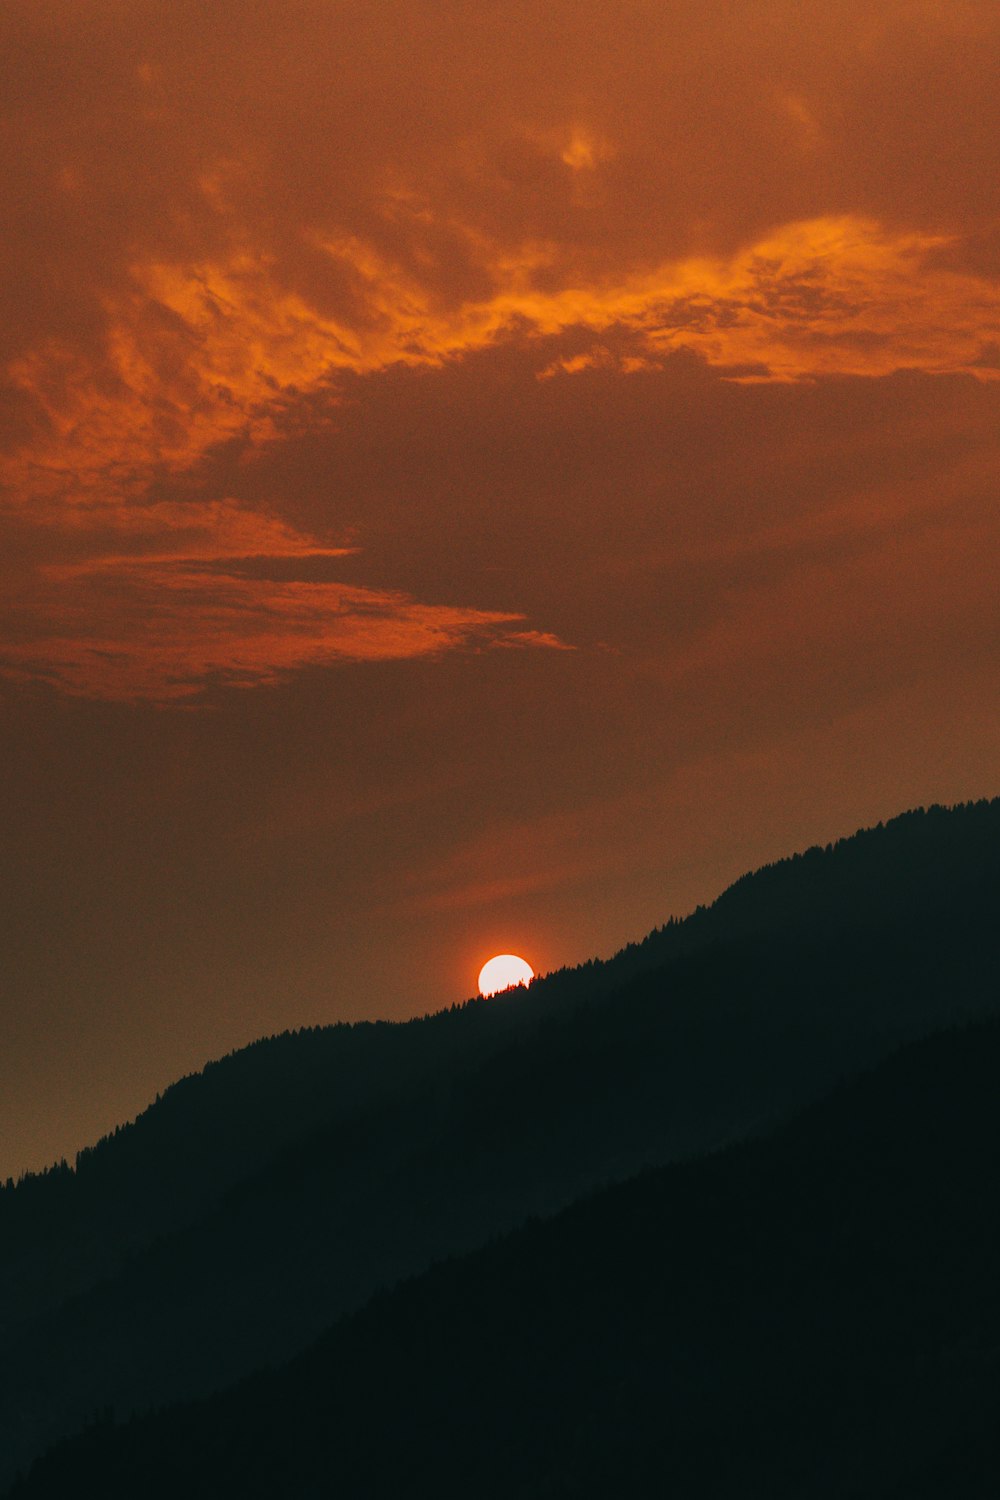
[478,953,534,997]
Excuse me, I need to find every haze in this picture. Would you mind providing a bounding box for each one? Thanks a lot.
[2,0,998,1178]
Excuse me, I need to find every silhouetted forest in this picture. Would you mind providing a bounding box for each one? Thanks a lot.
[1,798,998,1488]
[12,1014,1000,1498]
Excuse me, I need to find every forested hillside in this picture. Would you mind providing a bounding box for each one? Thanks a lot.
[13,1014,1000,1498]
[1,800,997,1486]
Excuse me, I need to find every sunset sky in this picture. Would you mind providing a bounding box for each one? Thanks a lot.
[3,0,998,1177]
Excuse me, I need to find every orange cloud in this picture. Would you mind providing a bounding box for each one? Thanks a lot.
[2,0,998,704]
[0,498,566,703]
[6,215,995,509]
[1,553,551,704]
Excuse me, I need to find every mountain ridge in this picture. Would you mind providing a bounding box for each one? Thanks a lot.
[7,798,995,1205]
[1,796,997,1486]
[12,1011,1000,1498]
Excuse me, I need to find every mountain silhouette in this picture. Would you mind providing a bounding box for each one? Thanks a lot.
[1,798,998,1486]
[11,1013,1000,1498]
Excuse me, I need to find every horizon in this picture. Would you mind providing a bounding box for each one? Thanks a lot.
[5,793,996,1184]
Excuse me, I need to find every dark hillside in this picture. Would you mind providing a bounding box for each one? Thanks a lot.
[4,799,996,1333]
[13,1015,1000,1499]
[0,1011,509,1331]
[0,799,997,1484]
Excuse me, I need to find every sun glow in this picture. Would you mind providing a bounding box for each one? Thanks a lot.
[478,954,534,997]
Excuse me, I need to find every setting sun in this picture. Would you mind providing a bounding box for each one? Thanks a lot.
[478,954,534,996]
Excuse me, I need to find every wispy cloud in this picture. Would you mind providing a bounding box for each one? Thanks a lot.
[0,500,565,703]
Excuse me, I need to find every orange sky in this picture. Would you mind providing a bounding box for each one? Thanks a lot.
[2,0,998,1176]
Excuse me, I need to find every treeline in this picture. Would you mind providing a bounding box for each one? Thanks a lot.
[5,798,996,1211]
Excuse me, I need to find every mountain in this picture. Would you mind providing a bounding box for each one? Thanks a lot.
[12,1012,1000,1499]
[1,798,998,1484]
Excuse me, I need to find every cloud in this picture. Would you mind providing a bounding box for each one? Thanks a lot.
[3,205,995,549]
[0,498,564,703]
[2,0,998,706]
[5,0,999,469]
[0,557,554,704]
